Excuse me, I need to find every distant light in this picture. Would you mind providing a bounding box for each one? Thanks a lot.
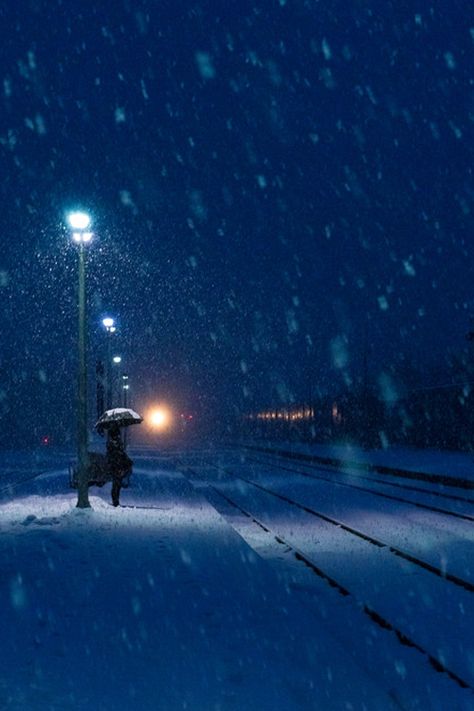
[102,317,115,329]
[68,211,91,230]
[113,356,122,364]
[123,384,130,390]
[122,374,129,381]
[148,407,171,430]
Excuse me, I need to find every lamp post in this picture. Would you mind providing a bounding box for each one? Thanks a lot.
[68,211,93,509]
[112,355,122,405]
[102,317,116,408]
[122,375,130,448]
[122,374,129,408]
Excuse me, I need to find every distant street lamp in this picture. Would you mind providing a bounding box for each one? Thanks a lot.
[122,374,129,407]
[68,210,92,509]
[111,355,122,405]
[102,317,116,408]
[122,374,130,448]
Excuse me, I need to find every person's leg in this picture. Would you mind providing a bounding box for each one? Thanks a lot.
[111,477,121,506]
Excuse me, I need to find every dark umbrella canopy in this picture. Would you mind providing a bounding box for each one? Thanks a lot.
[95,408,143,433]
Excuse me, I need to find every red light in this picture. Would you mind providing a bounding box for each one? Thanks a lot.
[41,436,50,446]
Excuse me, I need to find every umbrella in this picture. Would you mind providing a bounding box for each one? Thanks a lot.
[95,407,143,433]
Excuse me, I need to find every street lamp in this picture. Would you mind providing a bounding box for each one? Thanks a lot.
[122,375,130,407]
[122,374,130,448]
[68,210,92,509]
[111,356,122,405]
[102,317,116,408]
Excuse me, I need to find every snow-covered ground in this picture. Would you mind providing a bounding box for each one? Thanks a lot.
[1,444,473,710]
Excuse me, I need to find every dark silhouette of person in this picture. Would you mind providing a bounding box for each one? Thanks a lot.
[106,424,132,506]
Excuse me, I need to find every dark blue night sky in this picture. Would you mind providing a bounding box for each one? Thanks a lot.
[0,1,472,444]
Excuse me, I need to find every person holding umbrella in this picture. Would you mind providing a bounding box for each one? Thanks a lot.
[96,408,143,507]
[106,424,132,506]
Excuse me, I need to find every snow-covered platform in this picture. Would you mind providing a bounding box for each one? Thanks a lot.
[0,446,473,710]
[0,456,400,711]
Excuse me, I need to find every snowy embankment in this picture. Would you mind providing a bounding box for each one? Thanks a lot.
[0,450,403,711]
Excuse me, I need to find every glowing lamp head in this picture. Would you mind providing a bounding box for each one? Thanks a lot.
[102,318,116,334]
[68,211,91,230]
[68,212,93,245]
[148,407,170,430]
[113,356,122,364]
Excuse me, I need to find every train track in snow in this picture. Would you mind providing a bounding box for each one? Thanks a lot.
[179,462,473,694]
[221,464,474,594]
[241,443,474,491]
[247,449,474,504]
[0,469,53,497]
[244,454,474,523]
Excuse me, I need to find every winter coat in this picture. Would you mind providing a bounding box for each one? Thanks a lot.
[106,431,132,479]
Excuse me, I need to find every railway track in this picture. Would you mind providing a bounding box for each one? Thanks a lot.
[219,465,474,593]
[246,449,474,506]
[178,463,474,693]
[241,443,474,490]
[0,469,52,497]
[244,454,474,523]
[167,453,474,595]
[180,463,472,694]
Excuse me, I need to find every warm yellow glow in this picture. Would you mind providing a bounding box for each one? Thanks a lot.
[148,407,171,430]
[253,406,315,422]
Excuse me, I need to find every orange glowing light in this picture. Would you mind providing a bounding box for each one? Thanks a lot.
[148,406,171,430]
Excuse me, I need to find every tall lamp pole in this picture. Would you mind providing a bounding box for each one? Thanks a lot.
[102,317,116,409]
[68,211,93,509]
[122,375,130,449]
[122,374,129,408]
[112,355,122,406]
